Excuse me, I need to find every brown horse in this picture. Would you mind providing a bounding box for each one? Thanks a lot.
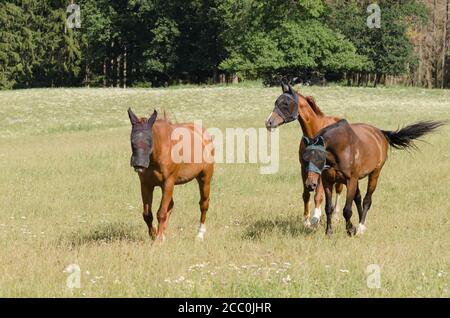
[265,83,343,228]
[302,119,446,236]
[128,108,214,242]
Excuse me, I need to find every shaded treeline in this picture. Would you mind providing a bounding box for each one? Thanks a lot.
[0,0,448,89]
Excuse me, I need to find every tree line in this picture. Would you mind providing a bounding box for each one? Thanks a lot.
[0,0,448,89]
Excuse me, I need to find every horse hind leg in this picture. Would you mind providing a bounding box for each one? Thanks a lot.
[301,164,312,228]
[343,178,358,236]
[196,170,212,241]
[354,183,363,221]
[357,169,381,235]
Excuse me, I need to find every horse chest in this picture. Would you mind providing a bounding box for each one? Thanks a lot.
[324,168,347,184]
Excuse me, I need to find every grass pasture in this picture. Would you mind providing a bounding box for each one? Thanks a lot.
[0,86,449,297]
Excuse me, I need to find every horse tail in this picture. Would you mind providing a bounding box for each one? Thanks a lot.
[381,120,447,150]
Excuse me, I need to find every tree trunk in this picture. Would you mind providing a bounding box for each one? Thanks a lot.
[231,73,238,84]
[103,59,107,87]
[116,54,121,88]
[110,41,115,87]
[123,46,127,88]
[433,0,437,87]
[442,0,449,88]
[418,24,423,87]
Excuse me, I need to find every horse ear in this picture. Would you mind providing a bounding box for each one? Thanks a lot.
[281,82,289,93]
[148,109,158,127]
[315,136,325,146]
[128,108,139,125]
[302,136,310,146]
[288,84,296,96]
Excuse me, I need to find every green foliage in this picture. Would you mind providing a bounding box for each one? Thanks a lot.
[219,1,367,82]
[0,0,429,88]
[143,17,180,74]
[326,0,428,77]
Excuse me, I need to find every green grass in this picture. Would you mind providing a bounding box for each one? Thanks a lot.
[0,86,449,297]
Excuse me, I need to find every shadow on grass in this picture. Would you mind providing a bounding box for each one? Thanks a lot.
[242,216,311,240]
[61,221,145,248]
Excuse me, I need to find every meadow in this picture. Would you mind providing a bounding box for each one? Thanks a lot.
[0,85,449,297]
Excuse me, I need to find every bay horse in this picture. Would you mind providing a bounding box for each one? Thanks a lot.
[302,119,446,236]
[265,83,343,228]
[128,108,214,242]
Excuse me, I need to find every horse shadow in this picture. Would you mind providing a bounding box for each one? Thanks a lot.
[61,221,144,247]
[242,215,312,240]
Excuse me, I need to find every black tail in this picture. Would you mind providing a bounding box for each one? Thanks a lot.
[381,120,447,150]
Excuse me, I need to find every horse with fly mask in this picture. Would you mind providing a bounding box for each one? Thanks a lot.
[302,119,446,236]
[265,84,343,228]
[128,108,214,242]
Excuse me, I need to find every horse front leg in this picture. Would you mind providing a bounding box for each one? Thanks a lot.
[332,183,344,221]
[323,180,334,236]
[311,178,324,227]
[141,184,156,240]
[301,163,312,228]
[156,178,175,242]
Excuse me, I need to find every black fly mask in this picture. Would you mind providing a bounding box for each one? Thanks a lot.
[302,136,329,175]
[273,84,299,123]
[128,108,157,171]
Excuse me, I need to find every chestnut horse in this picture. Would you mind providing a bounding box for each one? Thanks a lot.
[265,83,343,228]
[302,119,446,236]
[128,108,214,242]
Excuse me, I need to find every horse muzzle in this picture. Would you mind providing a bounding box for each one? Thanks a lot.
[134,166,145,173]
[265,112,283,131]
[130,153,150,173]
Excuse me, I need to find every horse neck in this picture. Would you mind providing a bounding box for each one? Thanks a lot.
[297,98,324,138]
[149,120,168,162]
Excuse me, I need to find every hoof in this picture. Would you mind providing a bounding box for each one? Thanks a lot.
[326,228,333,236]
[149,227,157,240]
[310,216,320,227]
[156,234,166,243]
[303,219,311,229]
[196,224,206,241]
[346,226,356,236]
[356,224,366,236]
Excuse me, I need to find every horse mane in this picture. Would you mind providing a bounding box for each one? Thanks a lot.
[162,109,173,124]
[140,109,173,124]
[317,119,349,138]
[305,96,324,117]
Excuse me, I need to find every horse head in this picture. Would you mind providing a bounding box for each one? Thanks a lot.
[302,136,328,192]
[265,83,299,130]
[128,108,158,173]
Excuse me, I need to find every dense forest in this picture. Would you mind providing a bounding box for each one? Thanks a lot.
[0,0,449,89]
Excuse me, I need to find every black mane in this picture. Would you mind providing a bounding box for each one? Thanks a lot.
[313,119,349,142]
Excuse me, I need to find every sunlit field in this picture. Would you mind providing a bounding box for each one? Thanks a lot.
[0,85,449,297]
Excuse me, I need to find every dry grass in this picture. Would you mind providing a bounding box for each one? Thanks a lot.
[0,85,449,297]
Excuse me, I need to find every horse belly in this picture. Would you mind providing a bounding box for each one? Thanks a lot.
[174,165,202,185]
